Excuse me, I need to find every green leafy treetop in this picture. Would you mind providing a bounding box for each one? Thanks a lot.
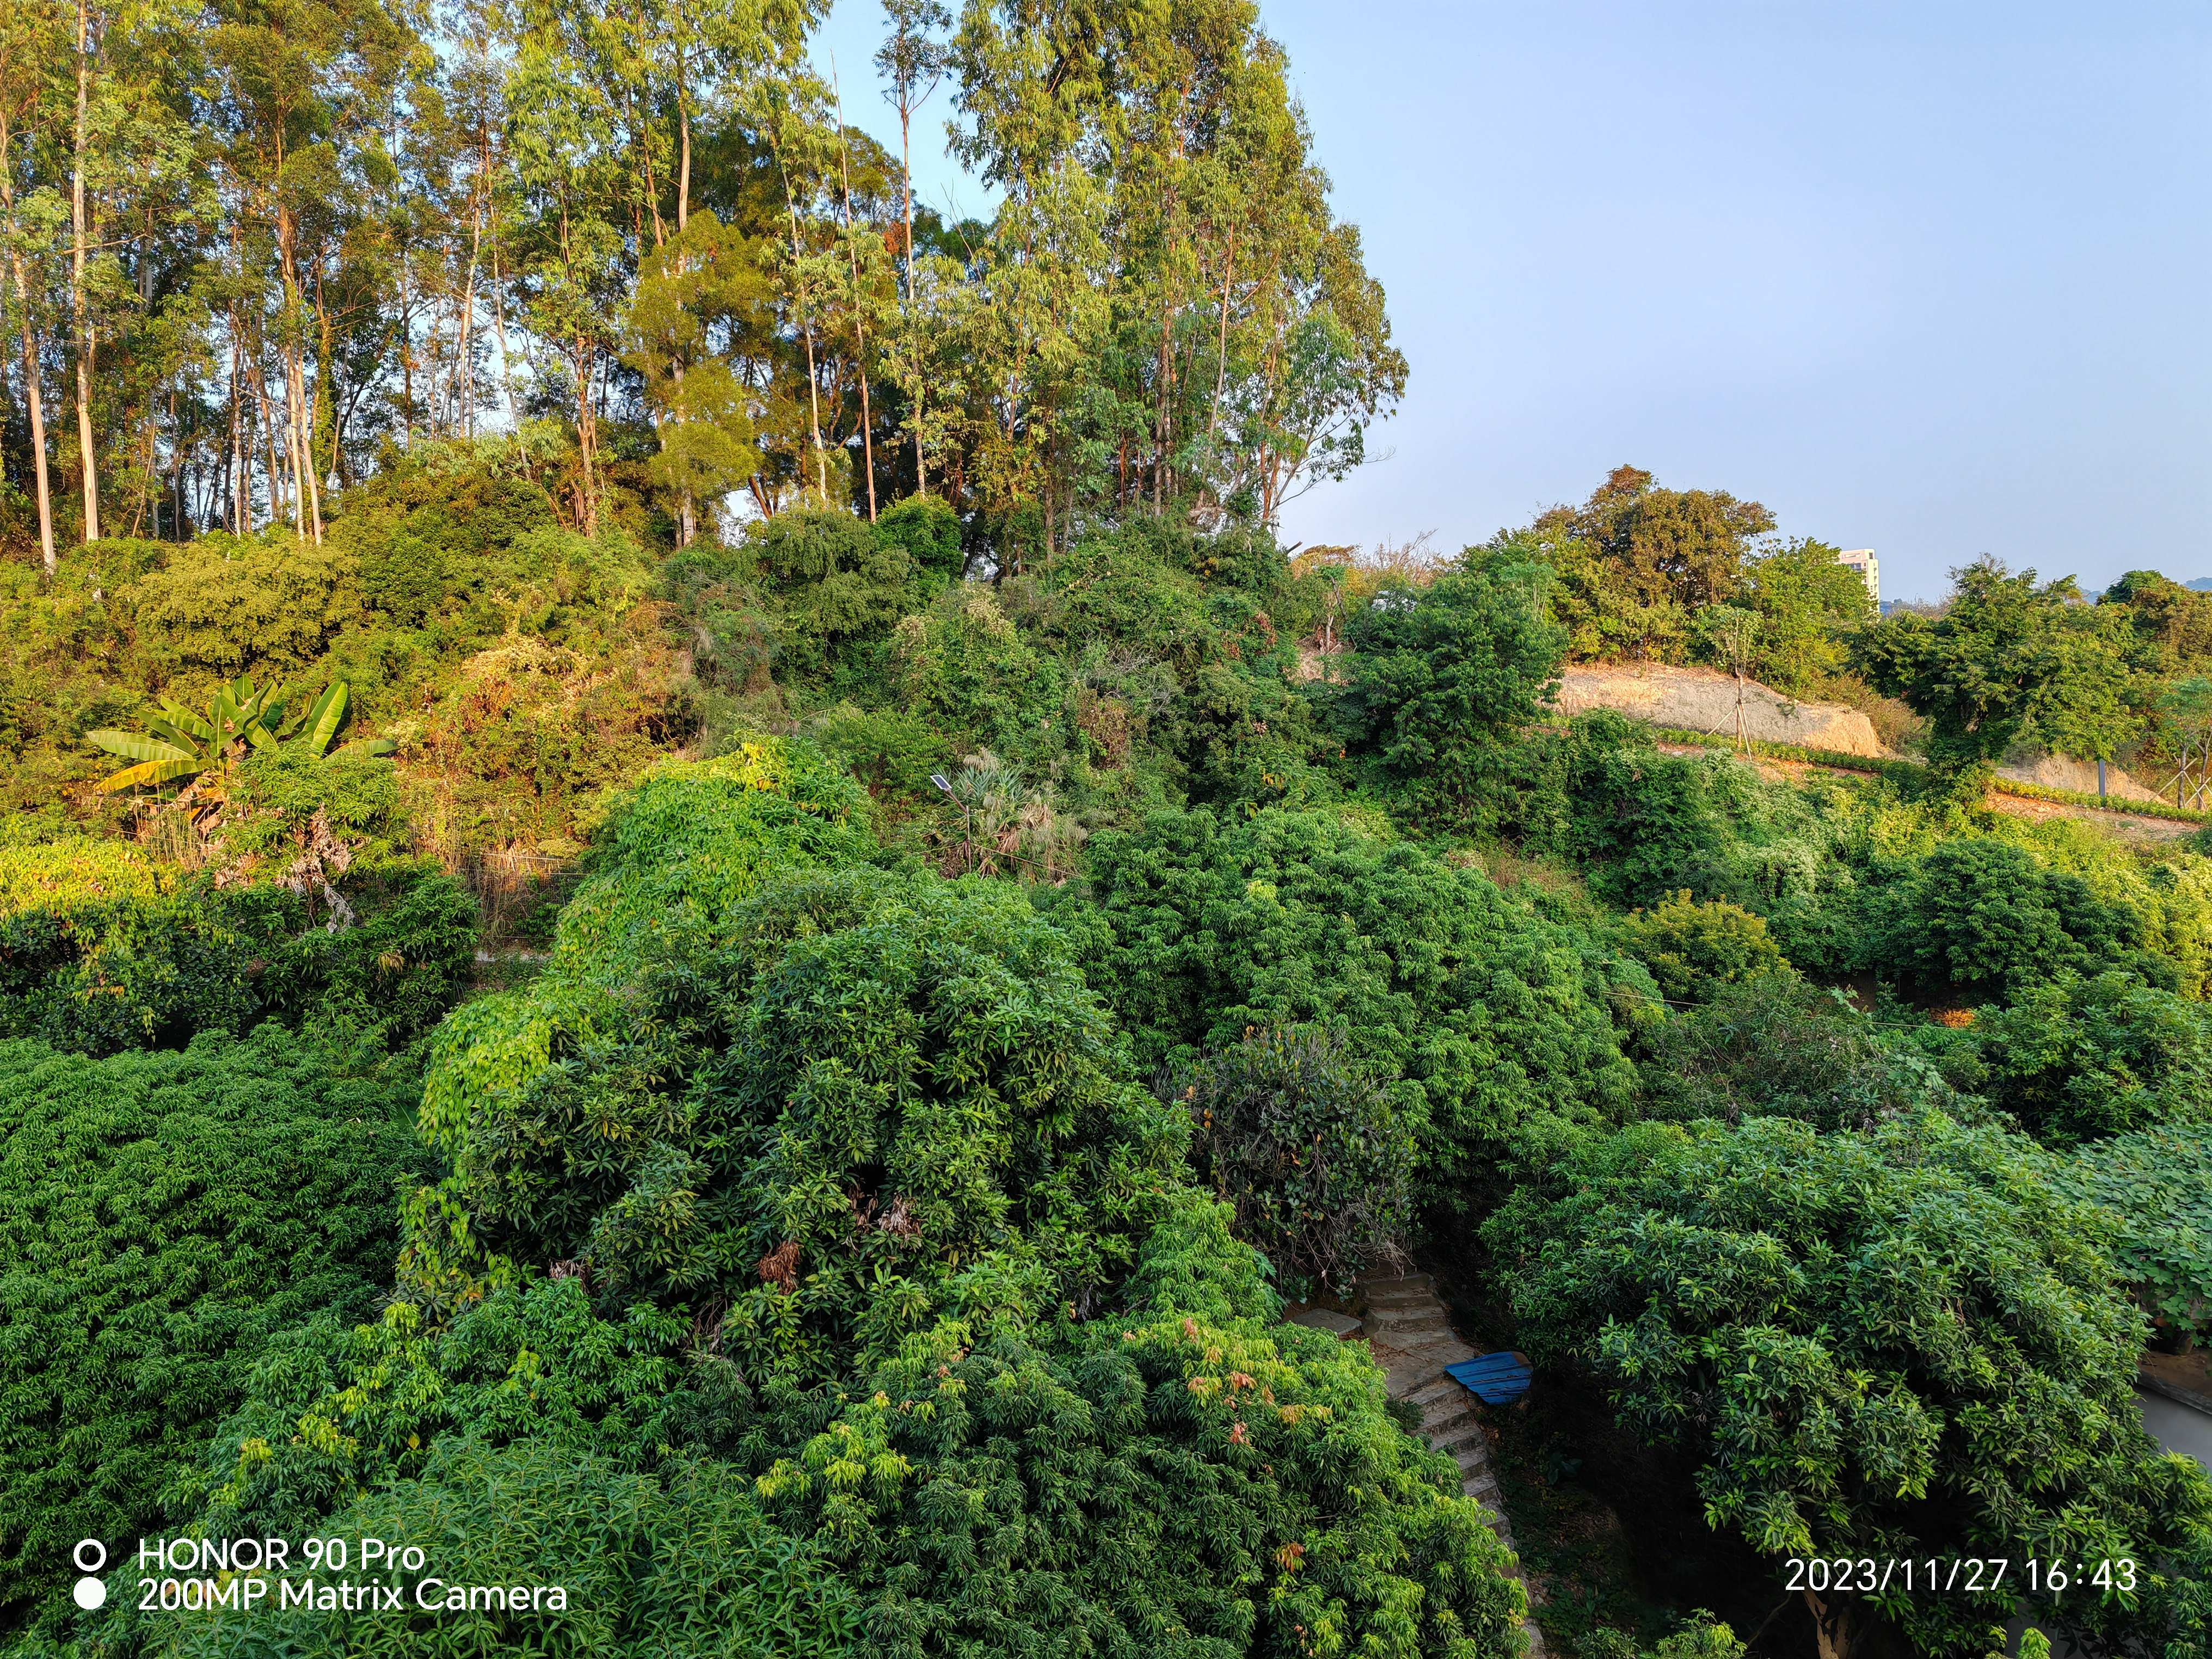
[1341,554,1569,824]
[1853,559,2139,792]
[1486,1109,2212,1659]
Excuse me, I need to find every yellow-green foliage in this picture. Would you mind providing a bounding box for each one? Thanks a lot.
[1980,816,2212,997]
[124,532,359,678]
[0,450,687,857]
[0,835,168,919]
[1618,891,1790,1004]
[416,740,871,1157]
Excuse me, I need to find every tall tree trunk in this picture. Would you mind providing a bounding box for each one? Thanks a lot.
[676,61,690,234]
[70,0,98,544]
[894,81,925,497]
[1209,223,1234,436]
[0,105,57,577]
[10,255,57,577]
[458,175,482,439]
[771,138,826,496]
[834,99,876,521]
[228,311,244,532]
[572,330,598,536]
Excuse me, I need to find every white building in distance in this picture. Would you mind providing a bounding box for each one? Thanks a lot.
[1838,548,1878,608]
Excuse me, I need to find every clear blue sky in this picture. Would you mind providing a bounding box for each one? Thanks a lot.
[813,1,2212,604]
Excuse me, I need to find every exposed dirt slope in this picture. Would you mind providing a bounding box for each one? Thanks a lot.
[1553,663,1883,755]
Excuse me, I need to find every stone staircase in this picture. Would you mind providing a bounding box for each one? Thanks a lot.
[1357,1271,1546,1654]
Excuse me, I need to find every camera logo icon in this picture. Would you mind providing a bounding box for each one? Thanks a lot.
[73,1541,107,1611]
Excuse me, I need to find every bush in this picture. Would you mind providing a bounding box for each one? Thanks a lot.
[0,838,258,1052]
[1170,1027,1414,1298]
[1066,806,1640,1205]
[1615,890,1789,1004]
[1871,839,2141,995]
[749,506,915,667]
[1635,973,1964,1133]
[1973,971,2212,1144]
[0,1027,426,1638]
[873,492,965,586]
[1341,561,1568,824]
[2047,1123,2212,1345]
[123,531,359,679]
[156,760,1535,1659]
[1486,1110,2212,1659]
[181,1212,1529,1659]
[0,837,476,1054]
[406,862,1190,1372]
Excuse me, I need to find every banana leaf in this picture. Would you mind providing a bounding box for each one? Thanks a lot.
[157,699,214,743]
[85,730,196,765]
[141,715,207,754]
[297,683,351,755]
[96,755,207,791]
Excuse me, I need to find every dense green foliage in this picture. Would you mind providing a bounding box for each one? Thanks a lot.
[1854,559,2138,785]
[2048,1124,2212,1344]
[34,751,1534,1659]
[0,1028,427,1633]
[1486,1110,2212,1659]
[11,425,2212,1659]
[1172,1028,1414,1298]
[1614,892,1789,1005]
[1061,806,1643,1206]
[0,835,475,1053]
[1340,561,1566,821]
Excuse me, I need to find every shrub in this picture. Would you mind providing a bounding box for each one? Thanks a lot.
[406,863,1190,1373]
[1973,972,2212,1145]
[1066,806,1640,1204]
[123,531,359,679]
[1871,839,2141,995]
[180,1212,1529,1659]
[1486,1110,2212,1659]
[750,506,915,666]
[0,838,257,1052]
[1170,1027,1414,1298]
[873,492,965,586]
[1615,890,1789,1004]
[1341,561,1568,823]
[0,837,476,1054]
[2047,1123,2212,1345]
[0,1027,426,1637]
[1634,973,1963,1133]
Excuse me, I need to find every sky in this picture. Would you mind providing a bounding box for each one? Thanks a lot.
[812,1,2212,605]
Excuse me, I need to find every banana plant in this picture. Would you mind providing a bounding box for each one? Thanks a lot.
[87,678,394,794]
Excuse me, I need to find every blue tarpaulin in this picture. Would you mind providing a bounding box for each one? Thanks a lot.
[1446,1351,1533,1404]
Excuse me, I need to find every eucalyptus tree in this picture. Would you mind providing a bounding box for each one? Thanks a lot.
[944,0,1400,543]
[0,0,66,573]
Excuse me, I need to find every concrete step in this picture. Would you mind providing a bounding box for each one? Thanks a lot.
[1453,1446,1492,1476]
[1404,1375,1464,1412]
[1387,1333,1477,1363]
[1359,1273,1434,1298]
[1363,1282,1434,1306]
[1366,1306,1452,1336]
[1463,1472,1500,1501]
[1415,1406,1468,1442]
[1425,1416,1484,1456]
